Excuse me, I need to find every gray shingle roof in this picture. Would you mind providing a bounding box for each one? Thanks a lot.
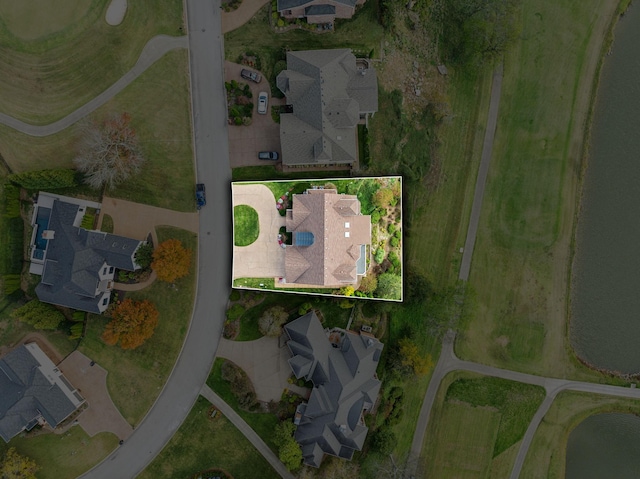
[34,198,142,313]
[0,345,80,443]
[284,312,383,467]
[278,0,356,12]
[305,4,336,15]
[277,49,378,166]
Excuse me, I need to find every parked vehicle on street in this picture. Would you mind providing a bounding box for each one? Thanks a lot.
[257,91,268,114]
[241,68,262,83]
[258,151,279,160]
[196,183,206,209]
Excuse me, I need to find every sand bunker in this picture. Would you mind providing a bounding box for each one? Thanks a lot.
[106,0,127,26]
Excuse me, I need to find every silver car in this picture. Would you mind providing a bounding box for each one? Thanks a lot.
[257,91,268,114]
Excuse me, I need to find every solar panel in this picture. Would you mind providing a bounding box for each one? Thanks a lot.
[295,231,315,246]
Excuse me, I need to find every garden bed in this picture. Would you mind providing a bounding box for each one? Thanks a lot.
[225,80,253,126]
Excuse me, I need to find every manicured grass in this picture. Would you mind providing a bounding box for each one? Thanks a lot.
[0,429,118,479]
[445,376,545,456]
[233,277,276,290]
[520,391,640,479]
[138,395,279,479]
[0,0,184,124]
[0,50,195,212]
[0,0,93,41]
[457,0,622,378]
[233,205,260,246]
[428,402,500,478]
[206,358,280,451]
[100,214,114,233]
[78,226,197,425]
[225,0,383,85]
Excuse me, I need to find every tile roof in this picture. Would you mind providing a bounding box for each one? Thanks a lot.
[285,189,371,286]
[0,345,82,443]
[34,198,142,313]
[277,49,378,166]
[284,312,383,467]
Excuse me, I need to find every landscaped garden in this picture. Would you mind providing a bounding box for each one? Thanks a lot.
[225,80,253,126]
[233,205,259,246]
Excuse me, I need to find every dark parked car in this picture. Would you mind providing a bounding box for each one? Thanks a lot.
[196,183,206,209]
[241,68,262,83]
[258,151,279,160]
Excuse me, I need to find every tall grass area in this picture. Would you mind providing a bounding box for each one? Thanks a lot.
[458,0,622,378]
[78,226,197,425]
[0,0,184,124]
[138,396,279,479]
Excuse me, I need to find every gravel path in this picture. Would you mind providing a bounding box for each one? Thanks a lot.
[0,35,187,136]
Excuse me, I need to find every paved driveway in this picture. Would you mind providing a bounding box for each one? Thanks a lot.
[225,61,283,168]
[216,336,308,402]
[232,183,285,279]
[59,351,133,441]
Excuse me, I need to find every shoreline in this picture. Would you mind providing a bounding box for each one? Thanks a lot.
[564,0,636,379]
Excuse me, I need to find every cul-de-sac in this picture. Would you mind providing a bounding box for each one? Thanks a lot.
[1,1,640,478]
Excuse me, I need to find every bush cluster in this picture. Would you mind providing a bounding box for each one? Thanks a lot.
[221,361,258,410]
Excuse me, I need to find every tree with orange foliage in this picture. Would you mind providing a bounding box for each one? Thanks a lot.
[151,239,192,283]
[102,299,159,350]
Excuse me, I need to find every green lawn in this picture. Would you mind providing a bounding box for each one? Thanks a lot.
[0,0,184,124]
[457,0,623,379]
[78,226,197,425]
[0,428,118,479]
[232,165,347,181]
[138,395,279,479]
[207,358,280,451]
[233,205,260,246]
[521,391,640,479]
[0,50,195,211]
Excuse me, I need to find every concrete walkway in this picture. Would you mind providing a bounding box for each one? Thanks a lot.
[232,183,286,279]
[459,63,504,281]
[221,0,270,33]
[216,336,309,402]
[59,351,133,441]
[200,385,295,479]
[0,35,188,136]
[409,332,640,478]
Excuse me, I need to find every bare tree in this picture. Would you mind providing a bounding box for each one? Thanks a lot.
[74,112,145,189]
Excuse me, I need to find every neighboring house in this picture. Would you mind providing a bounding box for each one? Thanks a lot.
[276,49,378,168]
[0,343,85,443]
[29,192,144,314]
[278,0,365,23]
[284,187,370,287]
[284,311,383,467]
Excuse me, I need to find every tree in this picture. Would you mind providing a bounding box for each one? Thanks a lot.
[8,169,76,190]
[73,112,145,189]
[274,421,302,472]
[375,273,402,300]
[370,427,396,454]
[10,300,65,330]
[259,306,288,337]
[102,299,159,350]
[373,187,394,208]
[134,243,154,269]
[358,274,378,294]
[398,337,433,376]
[0,447,38,479]
[151,239,192,283]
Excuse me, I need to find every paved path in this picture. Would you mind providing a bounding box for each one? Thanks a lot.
[409,332,640,477]
[216,336,308,402]
[458,63,504,281]
[221,0,270,33]
[200,385,295,479]
[0,35,187,136]
[80,0,231,477]
[232,183,286,279]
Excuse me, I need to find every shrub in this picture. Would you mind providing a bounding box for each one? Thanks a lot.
[226,303,245,321]
[221,360,258,410]
[11,300,65,330]
[277,18,285,27]
[390,236,400,248]
[134,243,154,269]
[370,427,396,454]
[8,169,76,190]
[229,290,241,302]
[387,223,396,235]
[374,247,385,264]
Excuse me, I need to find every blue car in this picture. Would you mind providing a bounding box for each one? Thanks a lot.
[196,183,206,210]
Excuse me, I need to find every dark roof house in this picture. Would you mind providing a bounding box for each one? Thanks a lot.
[0,343,85,443]
[284,188,370,286]
[29,193,144,314]
[277,0,366,24]
[284,311,383,467]
[276,49,378,167]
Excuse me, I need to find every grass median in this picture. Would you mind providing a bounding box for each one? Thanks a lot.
[457,0,622,378]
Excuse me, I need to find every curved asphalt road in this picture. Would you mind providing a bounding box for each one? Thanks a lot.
[79,1,230,477]
[409,332,640,478]
[0,35,187,136]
